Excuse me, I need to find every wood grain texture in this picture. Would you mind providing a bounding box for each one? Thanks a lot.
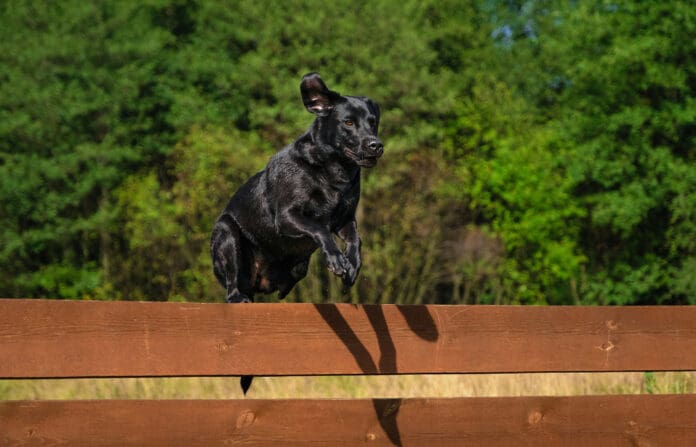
[2,395,696,446]
[1,299,696,378]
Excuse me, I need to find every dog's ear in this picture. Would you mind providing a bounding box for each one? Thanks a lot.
[368,99,380,130]
[301,73,340,117]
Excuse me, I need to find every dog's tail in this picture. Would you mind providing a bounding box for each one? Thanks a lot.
[241,375,254,395]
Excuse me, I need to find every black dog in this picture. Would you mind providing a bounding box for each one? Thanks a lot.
[211,73,382,392]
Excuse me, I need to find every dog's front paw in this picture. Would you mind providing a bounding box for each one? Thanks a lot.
[326,253,354,279]
[343,251,361,289]
[342,266,360,291]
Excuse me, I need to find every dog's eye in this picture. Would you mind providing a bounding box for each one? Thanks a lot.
[344,120,354,127]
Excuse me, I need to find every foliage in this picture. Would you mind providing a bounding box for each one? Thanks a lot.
[0,0,693,304]
[544,1,696,304]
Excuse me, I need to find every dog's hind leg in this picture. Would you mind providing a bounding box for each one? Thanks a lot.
[276,259,310,300]
[211,215,252,303]
[212,215,255,394]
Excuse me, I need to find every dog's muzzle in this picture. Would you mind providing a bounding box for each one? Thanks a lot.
[359,139,383,167]
[367,139,384,158]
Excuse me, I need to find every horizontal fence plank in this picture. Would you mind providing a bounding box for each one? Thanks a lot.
[2,395,696,446]
[1,299,696,378]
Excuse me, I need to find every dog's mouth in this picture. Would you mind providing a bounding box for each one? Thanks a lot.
[358,155,379,167]
[344,147,382,168]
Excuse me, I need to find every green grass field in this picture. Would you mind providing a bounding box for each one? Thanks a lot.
[2,372,694,400]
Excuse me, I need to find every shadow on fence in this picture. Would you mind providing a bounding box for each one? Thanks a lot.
[314,304,439,446]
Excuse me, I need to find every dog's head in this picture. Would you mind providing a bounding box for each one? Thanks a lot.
[301,73,383,168]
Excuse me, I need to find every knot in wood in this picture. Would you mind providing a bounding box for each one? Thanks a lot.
[606,320,618,330]
[365,433,377,441]
[528,410,543,425]
[217,340,233,353]
[600,341,615,351]
[236,410,256,429]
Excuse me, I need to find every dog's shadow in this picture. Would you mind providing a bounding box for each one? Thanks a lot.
[314,304,439,447]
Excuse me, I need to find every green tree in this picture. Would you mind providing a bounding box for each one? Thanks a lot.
[544,1,696,304]
[0,2,176,296]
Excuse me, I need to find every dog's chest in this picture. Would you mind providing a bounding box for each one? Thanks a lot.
[307,183,357,220]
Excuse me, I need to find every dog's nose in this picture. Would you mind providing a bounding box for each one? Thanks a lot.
[368,140,384,157]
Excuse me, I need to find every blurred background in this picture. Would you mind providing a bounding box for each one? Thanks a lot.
[1,0,694,305]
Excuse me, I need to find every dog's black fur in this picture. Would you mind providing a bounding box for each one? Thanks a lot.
[210,73,382,392]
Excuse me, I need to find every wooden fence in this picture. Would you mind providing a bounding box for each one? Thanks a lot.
[1,299,695,446]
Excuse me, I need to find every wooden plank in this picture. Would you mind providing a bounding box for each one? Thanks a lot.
[1,299,696,378]
[2,395,696,446]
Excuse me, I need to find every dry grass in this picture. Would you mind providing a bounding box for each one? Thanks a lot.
[2,372,694,400]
